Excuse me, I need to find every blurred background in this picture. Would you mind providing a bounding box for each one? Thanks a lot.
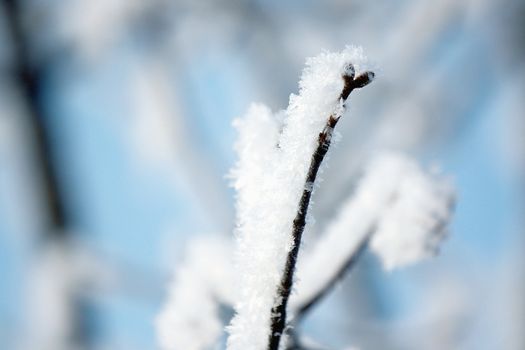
[0,0,524,349]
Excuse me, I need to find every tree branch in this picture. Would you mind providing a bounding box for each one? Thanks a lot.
[2,0,67,232]
[268,64,374,350]
[1,1,93,348]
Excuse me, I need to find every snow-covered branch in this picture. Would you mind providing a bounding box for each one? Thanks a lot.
[156,47,456,350]
[227,47,374,350]
[291,152,455,319]
[268,64,374,350]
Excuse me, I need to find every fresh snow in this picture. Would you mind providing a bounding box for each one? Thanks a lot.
[227,46,372,350]
[370,155,455,270]
[156,236,234,350]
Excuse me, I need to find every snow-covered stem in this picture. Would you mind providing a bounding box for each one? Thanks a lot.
[268,66,374,350]
[289,152,455,327]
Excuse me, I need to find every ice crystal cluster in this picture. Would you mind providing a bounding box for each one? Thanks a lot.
[227,46,371,350]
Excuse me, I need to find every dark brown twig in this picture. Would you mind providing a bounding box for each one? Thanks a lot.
[268,64,374,350]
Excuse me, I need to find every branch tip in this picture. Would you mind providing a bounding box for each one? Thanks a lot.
[340,64,374,101]
[353,71,375,89]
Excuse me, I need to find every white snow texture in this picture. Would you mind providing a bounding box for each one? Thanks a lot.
[227,46,371,350]
[155,47,456,350]
[369,154,455,270]
[156,236,234,350]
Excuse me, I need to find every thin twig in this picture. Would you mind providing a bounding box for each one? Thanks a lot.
[268,64,374,350]
[296,233,371,319]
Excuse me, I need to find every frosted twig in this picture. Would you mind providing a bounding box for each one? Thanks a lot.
[295,234,370,319]
[268,65,374,350]
[289,152,455,325]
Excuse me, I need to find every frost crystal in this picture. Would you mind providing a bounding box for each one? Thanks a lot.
[370,156,455,270]
[227,46,371,350]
